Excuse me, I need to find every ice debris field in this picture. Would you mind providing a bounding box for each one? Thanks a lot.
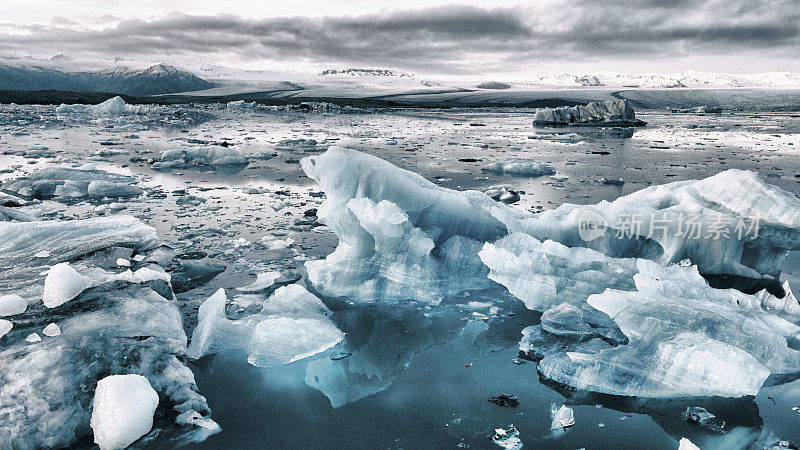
[2,96,800,449]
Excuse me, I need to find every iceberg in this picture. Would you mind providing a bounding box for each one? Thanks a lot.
[0,216,218,448]
[300,147,800,397]
[90,374,159,450]
[533,99,645,126]
[56,96,155,116]
[303,147,800,305]
[186,284,344,367]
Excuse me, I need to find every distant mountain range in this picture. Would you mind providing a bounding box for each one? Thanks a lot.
[0,62,214,95]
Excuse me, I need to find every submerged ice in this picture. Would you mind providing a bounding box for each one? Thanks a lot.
[301,146,800,398]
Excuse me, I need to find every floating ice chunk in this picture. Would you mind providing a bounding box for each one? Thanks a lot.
[132,266,170,283]
[57,96,154,116]
[535,260,799,398]
[153,147,248,169]
[236,271,281,293]
[492,425,523,450]
[533,99,645,126]
[186,284,343,367]
[0,319,12,339]
[248,316,344,366]
[0,294,26,316]
[482,160,556,176]
[3,167,141,201]
[34,250,50,258]
[550,403,575,429]
[25,333,41,343]
[678,438,701,450]
[115,258,130,267]
[302,147,800,310]
[42,262,92,308]
[90,374,159,450]
[226,100,257,111]
[43,323,61,337]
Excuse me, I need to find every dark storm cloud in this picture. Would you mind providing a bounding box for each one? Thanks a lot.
[1,1,798,73]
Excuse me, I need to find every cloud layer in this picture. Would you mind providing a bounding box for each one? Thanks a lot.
[1,1,798,74]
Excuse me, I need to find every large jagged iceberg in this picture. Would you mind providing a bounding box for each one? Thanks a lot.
[301,147,800,398]
[0,216,218,448]
[533,99,645,126]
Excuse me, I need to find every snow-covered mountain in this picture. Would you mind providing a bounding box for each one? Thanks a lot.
[0,59,214,95]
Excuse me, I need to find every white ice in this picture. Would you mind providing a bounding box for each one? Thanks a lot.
[0,294,26,316]
[42,262,92,308]
[90,374,159,450]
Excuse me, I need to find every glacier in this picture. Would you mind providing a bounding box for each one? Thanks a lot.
[0,215,219,448]
[300,146,800,398]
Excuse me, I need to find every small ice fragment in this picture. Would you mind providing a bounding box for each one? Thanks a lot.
[491,425,522,450]
[237,271,281,293]
[132,255,146,262]
[678,437,700,450]
[0,294,27,316]
[34,250,51,258]
[25,333,41,343]
[0,319,12,339]
[550,403,575,429]
[91,374,159,450]
[116,258,131,267]
[42,262,92,308]
[43,323,61,337]
[489,393,519,408]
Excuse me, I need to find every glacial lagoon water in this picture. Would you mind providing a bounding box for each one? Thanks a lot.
[2,104,800,448]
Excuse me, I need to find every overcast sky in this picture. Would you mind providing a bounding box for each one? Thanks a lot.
[0,0,798,77]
